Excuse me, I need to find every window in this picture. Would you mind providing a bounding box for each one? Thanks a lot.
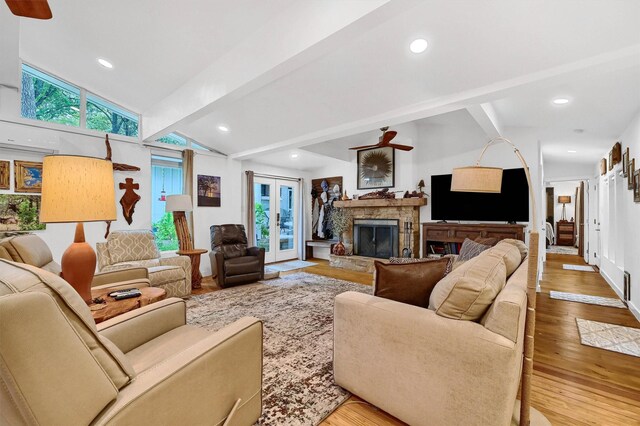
[151,155,183,251]
[86,93,139,137]
[156,133,187,147]
[21,63,80,127]
[191,141,209,151]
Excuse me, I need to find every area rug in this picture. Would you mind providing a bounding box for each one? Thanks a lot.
[576,318,640,358]
[186,272,372,425]
[547,245,578,255]
[550,291,626,308]
[266,260,317,272]
[563,264,595,272]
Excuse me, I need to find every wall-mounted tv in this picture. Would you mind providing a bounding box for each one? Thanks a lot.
[431,168,529,222]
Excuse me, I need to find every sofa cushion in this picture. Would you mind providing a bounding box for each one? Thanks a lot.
[0,234,54,268]
[147,265,185,286]
[458,238,491,261]
[0,245,12,261]
[429,250,507,321]
[210,224,248,259]
[225,256,260,276]
[375,258,451,308]
[107,230,160,264]
[487,241,522,276]
[0,260,135,389]
[501,238,528,261]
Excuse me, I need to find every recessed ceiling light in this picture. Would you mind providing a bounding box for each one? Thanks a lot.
[568,150,577,153]
[97,58,113,69]
[552,98,570,105]
[217,125,229,132]
[409,38,428,54]
[290,153,299,159]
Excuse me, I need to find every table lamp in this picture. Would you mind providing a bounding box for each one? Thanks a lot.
[165,194,193,251]
[557,195,571,221]
[40,155,117,303]
[451,137,547,426]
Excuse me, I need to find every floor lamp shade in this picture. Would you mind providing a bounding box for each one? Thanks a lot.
[40,155,117,303]
[165,194,193,213]
[451,166,503,193]
[557,195,571,204]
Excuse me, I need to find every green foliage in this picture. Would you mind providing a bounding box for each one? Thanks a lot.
[152,212,178,251]
[17,200,45,231]
[255,203,270,250]
[329,207,352,239]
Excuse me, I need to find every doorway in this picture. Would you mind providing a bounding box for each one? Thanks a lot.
[545,179,588,257]
[254,177,300,264]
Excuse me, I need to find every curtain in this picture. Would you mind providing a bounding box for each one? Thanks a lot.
[246,170,255,246]
[298,178,305,260]
[182,149,194,245]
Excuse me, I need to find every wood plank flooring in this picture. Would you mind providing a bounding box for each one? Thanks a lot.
[197,254,640,425]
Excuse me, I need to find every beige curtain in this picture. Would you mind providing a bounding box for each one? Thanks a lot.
[182,149,194,241]
[246,170,255,246]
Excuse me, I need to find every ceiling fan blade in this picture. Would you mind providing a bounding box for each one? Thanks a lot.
[387,143,414,151]
[5,0,52,19]
[348,144,380,150]
[381,130,397,144]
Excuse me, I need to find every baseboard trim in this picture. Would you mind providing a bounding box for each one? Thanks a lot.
[628,301,640,322]
[600,269,640,322]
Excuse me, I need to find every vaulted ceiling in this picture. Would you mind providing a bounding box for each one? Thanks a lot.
[4,0,640,168]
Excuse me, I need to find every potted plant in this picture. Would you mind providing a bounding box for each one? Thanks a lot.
[329,207,353,256]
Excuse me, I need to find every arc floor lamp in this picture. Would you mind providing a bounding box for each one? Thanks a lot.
[451,137,548,426]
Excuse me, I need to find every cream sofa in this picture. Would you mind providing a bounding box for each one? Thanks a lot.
[334,242,529,426]
[97,230,192,298]
[0,259,263,425]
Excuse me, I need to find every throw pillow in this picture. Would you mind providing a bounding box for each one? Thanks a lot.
[375,258,451,308]
[388,256,454,276]
[458,238,491,261]
[501,238,528,261]
[474,237,499,246]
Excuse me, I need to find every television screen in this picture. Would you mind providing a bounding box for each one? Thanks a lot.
[430,168,529,222]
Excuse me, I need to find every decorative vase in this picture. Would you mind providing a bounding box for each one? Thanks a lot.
[333,241,346,256]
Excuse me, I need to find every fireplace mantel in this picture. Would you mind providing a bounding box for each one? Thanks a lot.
[333,198,427,208]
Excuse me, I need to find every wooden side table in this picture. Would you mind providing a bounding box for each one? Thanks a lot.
[90,287,166,324]
[177,248,208,289]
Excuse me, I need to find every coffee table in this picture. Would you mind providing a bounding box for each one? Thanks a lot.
[177,248,208,289]
[90,286,166,324]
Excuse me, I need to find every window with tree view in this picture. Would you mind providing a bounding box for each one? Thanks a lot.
[151,156,183,251]
[21,64,80,126]
[86,94,139,137]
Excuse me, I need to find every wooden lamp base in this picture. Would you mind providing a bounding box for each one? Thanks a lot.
[172,211,193,251]
[60,223,96,303]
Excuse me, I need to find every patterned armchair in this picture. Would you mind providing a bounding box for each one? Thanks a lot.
[96,230,191,298]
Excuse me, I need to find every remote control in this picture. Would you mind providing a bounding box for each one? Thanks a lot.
[114,291,142,300]
[108,288,139,297]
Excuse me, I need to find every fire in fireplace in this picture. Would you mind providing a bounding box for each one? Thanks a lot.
[353,219,399,258]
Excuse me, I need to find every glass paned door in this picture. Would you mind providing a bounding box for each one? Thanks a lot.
[254,177,299,263]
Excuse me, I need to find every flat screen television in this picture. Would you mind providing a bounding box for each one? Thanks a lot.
[430,168,529,222]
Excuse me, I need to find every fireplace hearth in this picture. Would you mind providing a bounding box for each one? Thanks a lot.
[353,219,399,259]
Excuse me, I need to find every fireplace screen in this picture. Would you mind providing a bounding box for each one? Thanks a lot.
[353,219,399,258]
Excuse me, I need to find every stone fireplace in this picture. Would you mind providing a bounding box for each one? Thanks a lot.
[353,219,399,258]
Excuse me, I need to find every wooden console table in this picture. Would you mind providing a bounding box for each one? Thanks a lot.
[422,222,526,256]
[90,287,166,324]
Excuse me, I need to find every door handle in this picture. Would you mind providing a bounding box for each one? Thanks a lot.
[277,213,280,227]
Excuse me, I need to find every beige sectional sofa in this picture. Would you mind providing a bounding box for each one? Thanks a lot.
[334,241,529,426]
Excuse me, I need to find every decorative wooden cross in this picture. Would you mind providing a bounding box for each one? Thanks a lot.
[119,178,141,225]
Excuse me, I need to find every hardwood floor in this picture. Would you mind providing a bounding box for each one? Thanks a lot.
[196,255,640,425]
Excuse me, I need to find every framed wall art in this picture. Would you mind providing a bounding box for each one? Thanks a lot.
[14,160,42,193]
[622,147,630,178]
[0,160,9,190]
[629,158,635,190]
[357,146,395,190]
[634,169,640,203]
[610,142,621,169]
[0,194,46,231]
[600,158,607,176]
[197,175,221,207]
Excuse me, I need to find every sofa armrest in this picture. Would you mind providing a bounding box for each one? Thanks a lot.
[334,291,521,426]
[160,255,192,287]
[97,298,186,353]
[92,268,149,288]
[247,247,265,279]
[93,317,263,426]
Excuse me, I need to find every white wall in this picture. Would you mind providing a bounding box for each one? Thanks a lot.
[544,160,594,181]
[596,111,640,320]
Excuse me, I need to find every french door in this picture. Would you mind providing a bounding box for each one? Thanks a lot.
[254,177,299,264]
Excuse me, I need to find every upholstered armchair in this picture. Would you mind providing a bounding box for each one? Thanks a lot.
[96,230,192,298]
[0,234,149,291]
[209,224,265,288]
[0,259,263,425]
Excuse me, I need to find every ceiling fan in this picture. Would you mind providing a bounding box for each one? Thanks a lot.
[349,126,414,151]
[5,0,52,19]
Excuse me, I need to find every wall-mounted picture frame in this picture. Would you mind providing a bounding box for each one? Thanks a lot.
[0,161,9,190]
[0,194,46,231]
[14,160,42,193]
[357,146,395,190]
[197,175,221,207]
[608,150,613,171]
[611,142,622,169]
[622,147,630,178]
[629,158,635,190]
[600,158,607,176]
[634,169,640,203]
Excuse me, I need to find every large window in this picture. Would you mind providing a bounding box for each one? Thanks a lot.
[151,155,183,251]
[21,63,80,127]
[87,93,138,137]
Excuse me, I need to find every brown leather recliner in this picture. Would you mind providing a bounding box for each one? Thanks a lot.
[210,224,265,288]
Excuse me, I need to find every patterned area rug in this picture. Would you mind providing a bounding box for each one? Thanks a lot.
[547,245,578,255]
[576,318,640,357]
[186,272,372,425]
[563,264,595,272]
[266,260,318,272]
[550,291,626,308]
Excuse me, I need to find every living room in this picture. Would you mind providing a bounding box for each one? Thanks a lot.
[1,1,639,425]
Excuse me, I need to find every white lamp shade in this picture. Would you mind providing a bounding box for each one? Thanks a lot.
[40,155,117,223]
[451,166,503,193]
[165,194,192,212]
